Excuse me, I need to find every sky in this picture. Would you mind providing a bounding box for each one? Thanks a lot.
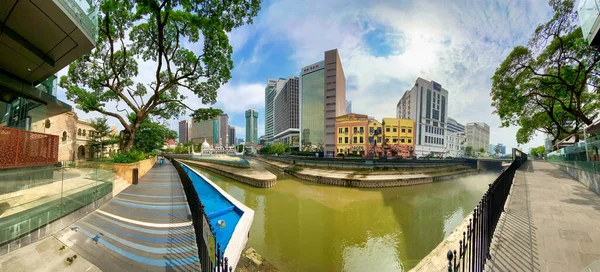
[56,0,555,152]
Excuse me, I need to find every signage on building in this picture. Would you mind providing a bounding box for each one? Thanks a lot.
[302,64,320,73]
[432,81,442,91]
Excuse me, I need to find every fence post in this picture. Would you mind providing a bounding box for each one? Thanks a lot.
[447,250,454,272]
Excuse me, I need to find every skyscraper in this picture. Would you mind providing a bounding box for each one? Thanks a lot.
[219,113,229,147]
[191,119,219,146]
[300,49,346,157]
[178,120,189,144]
[273,76,300,145]
[245,109,258,144]
[346,100,352,114]
[229,126,236,147]
[264,78,287,144]
[396,78,449,157]
[465,122,490,153]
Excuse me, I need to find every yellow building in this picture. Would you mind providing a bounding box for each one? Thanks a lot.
[368,119,383,146]
[335,113,369,156]
[382,118,415,146]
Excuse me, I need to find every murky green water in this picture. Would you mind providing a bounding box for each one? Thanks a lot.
[191,164,497,272]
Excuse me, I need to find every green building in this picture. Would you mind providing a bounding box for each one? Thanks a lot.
[246,109,258,144]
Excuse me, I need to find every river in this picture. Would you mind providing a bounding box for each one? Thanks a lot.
[190,164,498,271]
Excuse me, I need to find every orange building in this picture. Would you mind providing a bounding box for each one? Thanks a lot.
[334,113,369,156]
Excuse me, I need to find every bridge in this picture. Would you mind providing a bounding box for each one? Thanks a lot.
[467,158,514,171]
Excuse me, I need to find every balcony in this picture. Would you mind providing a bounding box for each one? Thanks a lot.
[0,0,98,85]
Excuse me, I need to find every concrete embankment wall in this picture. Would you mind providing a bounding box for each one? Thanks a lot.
[554,164,600,195]
[410,213,472,272]
[180,160,276,188]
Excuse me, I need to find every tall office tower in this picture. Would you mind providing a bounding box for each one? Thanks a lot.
[229,126,236,147]
[447,117,465,133]
[218,113,229,147]
[264,78,287,144]
[396,78,449,157]
[245,109,258,144]
[191,119,219,146]
[346,100,352,114]
[465,122,490,153]
[300,49,346,157]
[273,76,300,145]
[178,120,189,144]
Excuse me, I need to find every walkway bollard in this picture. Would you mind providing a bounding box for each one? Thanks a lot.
[132,168,139,185]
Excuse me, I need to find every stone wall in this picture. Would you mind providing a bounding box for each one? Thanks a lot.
[77,156,157,184]
[181,160,276,188]
[284,169,433,187]
[410,212,473,272]
[555,164,600,195]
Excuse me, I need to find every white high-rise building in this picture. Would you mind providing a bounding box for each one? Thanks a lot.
[265,78,287,144]
[465,122,490,154]
[396,77,449,157]
[446,131,465,158]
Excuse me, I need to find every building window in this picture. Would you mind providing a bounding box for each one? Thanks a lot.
[408,129,412,133]
[393,128,397,132]
[408,139,412,144]
[360,137,364,143]
[353,137,357,144]
[354,127,358,133]
[401,128,405,133]
[83,129,86,137]
[45,119,51,129]
[345,137,348,144]
[338,137,342,143]
[78,129,82,136]
[370,127,374,134]
[401,138,405,143]
[360,127,364,133]
[393,138,397,143]
[339,128,343,134]
[62,131,68,142]
[386,128,390,132]
[345,128,348,133]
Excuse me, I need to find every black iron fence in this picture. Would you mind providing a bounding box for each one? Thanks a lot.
[446,148,527,272]
[169,157,233,272]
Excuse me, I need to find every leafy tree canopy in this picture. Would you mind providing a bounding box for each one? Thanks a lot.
[60,0,260,151]
[88,117,119,155]
[129,113,177,153]
[491,0,600,144]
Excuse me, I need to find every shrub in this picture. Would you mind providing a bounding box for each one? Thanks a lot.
[112,150,147,163]
[68,162,77,168]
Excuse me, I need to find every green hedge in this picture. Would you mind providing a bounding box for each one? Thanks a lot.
[112,150,150,163]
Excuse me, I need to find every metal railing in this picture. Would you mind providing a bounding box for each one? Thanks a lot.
[263,155,474,169]
[170,157,235,271]
[446,148,527,272]
[170,157,218,271]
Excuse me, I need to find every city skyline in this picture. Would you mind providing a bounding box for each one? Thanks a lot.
[53,0,554,151]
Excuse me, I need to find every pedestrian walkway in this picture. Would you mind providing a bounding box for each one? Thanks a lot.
[486,161,600,272]
[54,160,200,271]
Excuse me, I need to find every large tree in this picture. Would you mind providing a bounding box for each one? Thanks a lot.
[130,114,177,153]
[61,0,260,151]
[491,0,600,144]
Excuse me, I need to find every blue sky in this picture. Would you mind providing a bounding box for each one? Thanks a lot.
[57,0,555,151]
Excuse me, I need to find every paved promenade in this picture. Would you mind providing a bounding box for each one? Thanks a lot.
[54,160,200,271]
[487,161,600,272]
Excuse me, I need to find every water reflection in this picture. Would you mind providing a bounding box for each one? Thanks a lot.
[193,165,497,271]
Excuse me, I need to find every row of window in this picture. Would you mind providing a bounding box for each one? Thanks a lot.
[338,136,365,144]
[385,127,412,133]
[425,136,444,145]
[425,126,444,135]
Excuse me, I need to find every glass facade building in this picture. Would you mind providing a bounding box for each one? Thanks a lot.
[578,0,600,46]
[246,109,259,144]
[300,62,325,147]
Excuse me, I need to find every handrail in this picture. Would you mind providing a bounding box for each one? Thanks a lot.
[446,148,527,271]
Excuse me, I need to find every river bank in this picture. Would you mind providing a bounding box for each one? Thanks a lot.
[256,156,479,188]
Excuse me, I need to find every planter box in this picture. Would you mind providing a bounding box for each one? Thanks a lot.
[77,156,157,184]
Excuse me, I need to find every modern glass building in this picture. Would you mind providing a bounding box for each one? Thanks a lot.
[578,0,600,46]
[264,78,286,144]
[273,76,300,146]
[191,119,219,146]
[178,120,189,144]
[0,0,109,255]
[246,109,258,144]
[300,61,325,148]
